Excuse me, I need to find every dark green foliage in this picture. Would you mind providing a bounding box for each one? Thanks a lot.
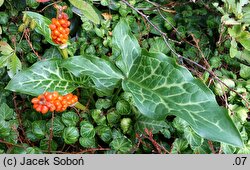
[0,0,249,154]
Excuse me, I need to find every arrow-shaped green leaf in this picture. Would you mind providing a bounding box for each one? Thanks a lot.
[122,50,243,147]
[5,59,91,96]
[62,55,123,95]
[112,19,141,77]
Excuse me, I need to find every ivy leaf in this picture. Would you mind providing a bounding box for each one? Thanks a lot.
[46,116,65,137]
[62,55,123,95]
[134,115,169,134]
[112,19,141,77]
[221,143,236,154]
[26,147,43,154]
[171,138,189,154]
[242,11,250,24]
[237,33,250,51]
[122,50,243,147]
[80,121,95,138]
[43,46,61,59]
[237,144,250,154]
[228,25,250,51]
[0,103,14,120]
[79,137,96,148]
[236,49,250,64]
[0,41,14,56]
[95,99,112,110]
[149,37,170,54]
[40,139,58,151]
[23,11,55,45]
[184,126,204,148]
[107,111,121,125]
[150,15,167,35]
[91,109,106,125]
[69,0,100,24]
[0,119,10,137]
[95,125,112,143]
[62,111,79,127]
[173,117,189,133]
[192,141,211,154]
[110,137,133,153]
[32,120,46,139]
[240,64,250,79]
[7,54,22,78]
[0,41,22,78]
[63,127,79,144]
[5,59,91,96]
[3,130,18,144]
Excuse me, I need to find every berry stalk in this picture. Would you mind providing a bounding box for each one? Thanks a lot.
[73,102,87,111]
[59,44,68,59]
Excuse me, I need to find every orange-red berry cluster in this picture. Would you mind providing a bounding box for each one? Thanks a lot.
[31,92,78,114]
[49,12,70,44]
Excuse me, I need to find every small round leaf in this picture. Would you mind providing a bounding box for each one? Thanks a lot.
[63,127,79,144]
[62,111,79,127]
[80,121,95,138]
[32,120,46,139]
[79,137,96,148]
[110,137,132,153]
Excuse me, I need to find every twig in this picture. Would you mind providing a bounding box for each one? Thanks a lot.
[157,8,180,35]
[48,111,54,154]
[37,0,62,13]
[133,133,153,153]
[13,93,30,145]
[121,0,250,110]
[42,147,110,154]
[144,128,170,154]
[208,140,216,154]
[190,33,211,68]
[24,29,42,60]
[145,0,174,12]
[75,147,110,154]
[0,139,27,149]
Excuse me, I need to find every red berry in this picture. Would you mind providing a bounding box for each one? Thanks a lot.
[52,91,59,100]
[53,30,60,36]
[64,93,73,100]
[49,24,56,31]
[32,91,79,114]
[31,98,39,104]
[41,106,49,114]
[35,105,42,112]
[61,13,68,20]
[33,104,39,109]
[50,105,56,112]
[59,19,66,25]
[45,93,53,101]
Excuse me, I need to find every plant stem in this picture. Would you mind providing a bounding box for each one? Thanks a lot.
[48,111,54,154]
[58,44,68,59]
[73,102,87,111]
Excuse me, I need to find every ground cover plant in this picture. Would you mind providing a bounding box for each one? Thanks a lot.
[0,0,250,154]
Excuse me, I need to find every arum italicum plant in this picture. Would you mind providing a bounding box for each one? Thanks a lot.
[4,5,243,148]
